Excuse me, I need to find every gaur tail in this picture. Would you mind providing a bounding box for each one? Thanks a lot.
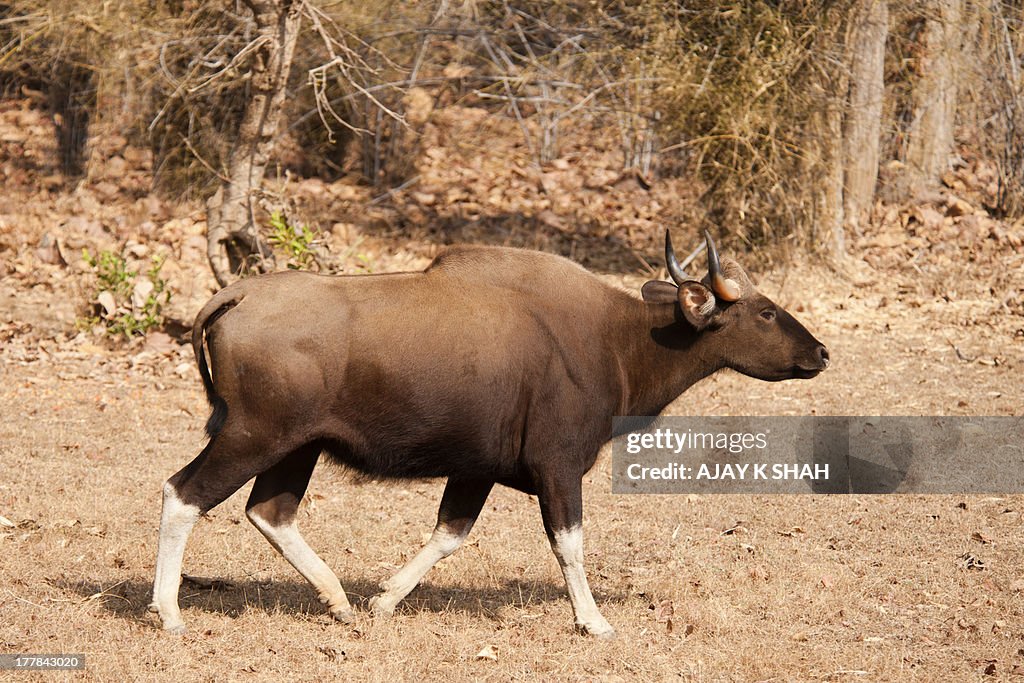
[191,287,245,438]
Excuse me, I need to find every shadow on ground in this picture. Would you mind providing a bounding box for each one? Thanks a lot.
[60,575,631,627]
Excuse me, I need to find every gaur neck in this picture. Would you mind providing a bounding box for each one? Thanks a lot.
[618,299,723,416]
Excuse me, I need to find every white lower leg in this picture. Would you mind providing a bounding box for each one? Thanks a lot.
[551,525,615,639]
[370,526,467,616]
[247,512,354,621]
[150,482,201,634]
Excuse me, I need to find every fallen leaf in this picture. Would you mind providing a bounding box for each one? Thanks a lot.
[960,553,987,571]
[721,521,747,535]
[537,210,565,230]
[972,531,994,545]
[35,233,67,265]
[651,599,674,622]
[97,291,116,316]
[475,645,498,661]
[317,646,344,662]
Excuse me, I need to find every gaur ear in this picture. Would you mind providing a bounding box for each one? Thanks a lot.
[641,280,679,304]
[677,281,717,330]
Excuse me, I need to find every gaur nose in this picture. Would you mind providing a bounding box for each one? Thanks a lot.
[816,345,830,369]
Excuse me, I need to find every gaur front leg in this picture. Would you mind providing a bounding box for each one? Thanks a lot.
[536,471,615,639]
[369,478,493,617]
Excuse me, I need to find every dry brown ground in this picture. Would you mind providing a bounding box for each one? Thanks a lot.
[2,258,1023,682]
[2,99,1024,682]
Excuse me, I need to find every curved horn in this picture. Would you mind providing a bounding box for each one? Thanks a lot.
[664,230,690,285]
[704,229,742,301]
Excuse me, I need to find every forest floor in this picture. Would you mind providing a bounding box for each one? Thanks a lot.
[2,97,1024,681]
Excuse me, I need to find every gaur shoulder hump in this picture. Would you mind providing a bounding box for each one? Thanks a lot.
[426,244,600,284]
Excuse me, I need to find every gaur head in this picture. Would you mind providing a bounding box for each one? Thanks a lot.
[642,230,830,382]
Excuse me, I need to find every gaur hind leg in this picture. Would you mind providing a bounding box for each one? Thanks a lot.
[149,426,299,634]
[245,443,355,623]
[535,469,615,639]
[369,478,493,617]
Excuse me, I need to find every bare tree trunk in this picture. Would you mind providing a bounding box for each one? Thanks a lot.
[902,0,962,192]
[206,0,303,287]
[821,92,848,257]
[843,0,888,235]
[818,1,888,259]
[814,11,854,259]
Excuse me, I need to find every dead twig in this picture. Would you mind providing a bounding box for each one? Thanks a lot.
[369,175,420,206]
[946,338,977,363]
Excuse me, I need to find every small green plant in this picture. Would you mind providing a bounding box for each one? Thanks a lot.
[82,249,170,339]
[268,211,319,270]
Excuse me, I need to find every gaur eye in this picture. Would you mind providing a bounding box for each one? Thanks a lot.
[760,308,776,322]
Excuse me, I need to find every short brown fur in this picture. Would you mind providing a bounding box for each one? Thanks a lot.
[153,236,828,637]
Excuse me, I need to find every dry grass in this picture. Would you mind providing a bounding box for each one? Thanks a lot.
[2,258,1023,681]
[2,73,1023,682]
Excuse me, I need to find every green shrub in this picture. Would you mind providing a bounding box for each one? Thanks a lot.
[268,211,320,270]
[82,249,170,339]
